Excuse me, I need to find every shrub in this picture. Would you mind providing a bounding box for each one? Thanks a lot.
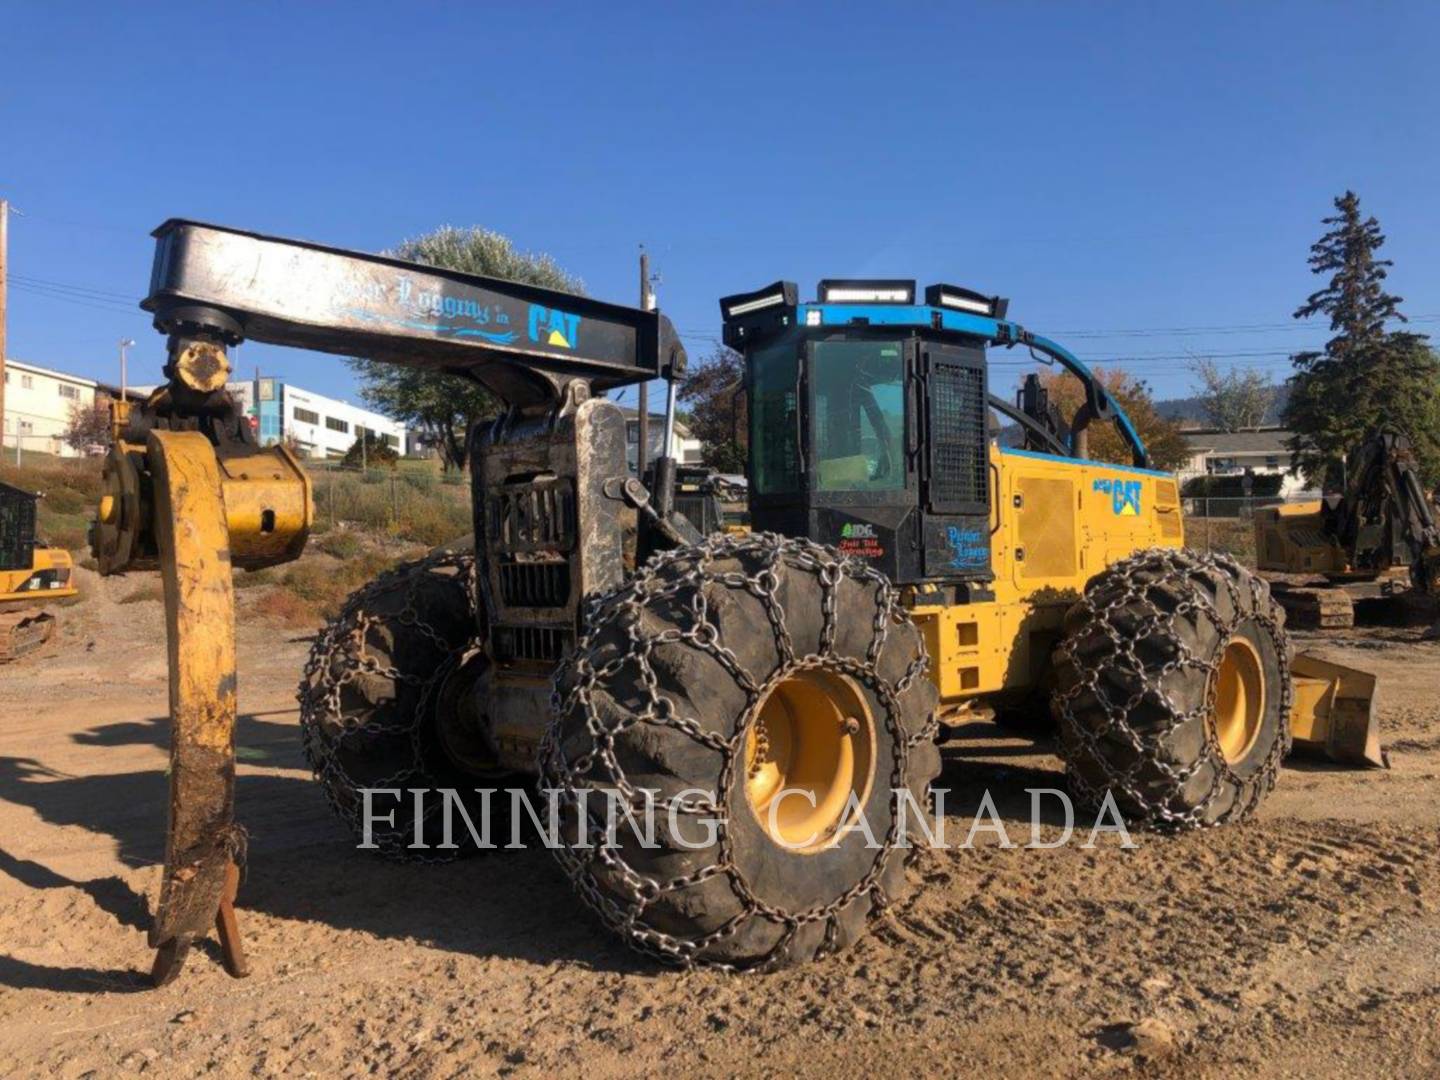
[317,531,363,560]
[1181,472,1284,498]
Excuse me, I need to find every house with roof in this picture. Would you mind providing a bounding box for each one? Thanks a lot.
[1177,425,1314,497]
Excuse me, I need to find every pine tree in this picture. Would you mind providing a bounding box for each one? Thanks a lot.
[1284,191,1440,487]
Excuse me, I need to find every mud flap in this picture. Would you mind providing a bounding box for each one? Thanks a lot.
[1288,652,1386,768]
[146,431,249,986]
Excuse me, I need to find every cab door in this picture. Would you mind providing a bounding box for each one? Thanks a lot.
[919,342,992,580]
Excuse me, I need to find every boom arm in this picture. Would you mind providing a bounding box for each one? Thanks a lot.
[144,219,686,405]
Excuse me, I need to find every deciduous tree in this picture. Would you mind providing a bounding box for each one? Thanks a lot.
[62,400,111,453]
[678,344,747,473]
[1034,365,1191,471]
[1187,358,1275,432]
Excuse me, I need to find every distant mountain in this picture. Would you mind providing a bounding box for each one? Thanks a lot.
[1155,385,1289,427]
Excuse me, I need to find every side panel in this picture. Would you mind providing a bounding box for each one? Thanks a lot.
[913,447,1184,705]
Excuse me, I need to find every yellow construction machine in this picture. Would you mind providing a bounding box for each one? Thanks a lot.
[93,222,1382,986]
[0,481,77,661]
[1255,430,1440,629]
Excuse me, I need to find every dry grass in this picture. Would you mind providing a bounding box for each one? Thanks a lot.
[251,587,321,627]
[117,581,166,605]
[255,548,405,627]
[309,467,471,548]
[0,452,104,552]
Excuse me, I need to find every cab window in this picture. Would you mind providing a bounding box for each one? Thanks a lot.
[810,340,905,492]
[749,340,800,495]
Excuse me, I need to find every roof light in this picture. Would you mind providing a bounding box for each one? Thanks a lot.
[817,279,916,305]
[924,284,1009,320]
[720,280,798,320]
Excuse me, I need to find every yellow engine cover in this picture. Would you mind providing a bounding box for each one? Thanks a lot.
[0,546,77,604]
[911,446,1184,705]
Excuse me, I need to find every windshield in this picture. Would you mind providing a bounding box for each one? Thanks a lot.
[749,339,800,495]
[810,339,906,492]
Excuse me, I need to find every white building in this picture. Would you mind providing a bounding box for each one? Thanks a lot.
[274,383,406,460]
[129,376,409,460]
[1178,426,1312,497]
[2,359,104,458]
[620,407,704,473]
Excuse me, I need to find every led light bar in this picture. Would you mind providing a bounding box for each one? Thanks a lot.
[924,284,1009,320]
[719,280,798,320]
[817,279,916,305]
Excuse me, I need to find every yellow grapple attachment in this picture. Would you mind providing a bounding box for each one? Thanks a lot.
[92,351,311,986]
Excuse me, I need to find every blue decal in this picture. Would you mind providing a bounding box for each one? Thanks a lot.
[946,526,988,568]
[341,308,518,345]
[528,304,582,349]
[1092,477,1142,516]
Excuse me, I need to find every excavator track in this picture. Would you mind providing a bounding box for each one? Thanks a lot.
[0,608,56,663]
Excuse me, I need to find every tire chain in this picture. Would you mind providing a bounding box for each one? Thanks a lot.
[1050,547,1293,831]
[538,531,937,972]
[297,549,479,862]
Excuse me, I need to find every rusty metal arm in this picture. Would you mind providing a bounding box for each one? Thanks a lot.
[143,219,686,407]
[93,340,312,985]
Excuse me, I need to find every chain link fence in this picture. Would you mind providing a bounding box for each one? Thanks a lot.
[1180,494,1320,567]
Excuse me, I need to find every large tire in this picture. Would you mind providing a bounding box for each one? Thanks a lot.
[1051,548,1292,830]
[541,533,941,971]
[299,551,514,859]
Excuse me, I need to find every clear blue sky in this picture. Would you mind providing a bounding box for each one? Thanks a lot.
[4,2,1438,410]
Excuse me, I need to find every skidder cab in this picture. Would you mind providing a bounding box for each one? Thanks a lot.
[720,277,1149,592]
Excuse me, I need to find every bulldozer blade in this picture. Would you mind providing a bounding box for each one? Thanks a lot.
[1288,652,1386,768]
[146,430,248,983]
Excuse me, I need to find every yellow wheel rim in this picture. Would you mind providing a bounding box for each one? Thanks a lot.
[1212,637,1265,764]
[744,670,876,852]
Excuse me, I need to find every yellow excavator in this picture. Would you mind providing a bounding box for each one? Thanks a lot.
[93,220,1384,987]
[1255,430,1440,629]
[0,480,77,661]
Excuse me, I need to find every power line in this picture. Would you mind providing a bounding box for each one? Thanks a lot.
[8,280,146,316]
[10,272,137,302]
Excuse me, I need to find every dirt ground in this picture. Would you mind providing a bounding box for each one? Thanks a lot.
[1,566,1437,1078]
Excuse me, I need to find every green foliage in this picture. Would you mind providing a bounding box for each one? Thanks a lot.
[678,344,747,473]
[347,226,585,471]
[340,431,399,469]
[1180,473,1284,498]
[0,452,103,552]
[1187,359,1276,432]
[1284,191,1440,487]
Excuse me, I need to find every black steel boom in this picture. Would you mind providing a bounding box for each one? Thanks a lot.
[143,219,686,406]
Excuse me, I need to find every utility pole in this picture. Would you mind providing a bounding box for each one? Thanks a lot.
[119,338,135,400]
[637,246,650,479]
[1,198,9,454]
